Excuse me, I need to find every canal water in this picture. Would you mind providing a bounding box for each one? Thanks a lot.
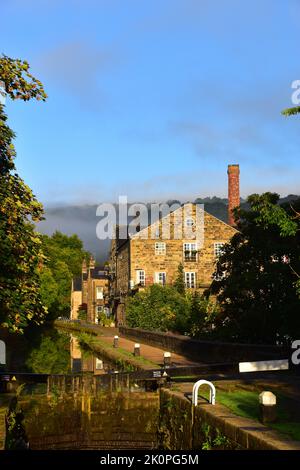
[2,327,160,450]
[17,391,159,450]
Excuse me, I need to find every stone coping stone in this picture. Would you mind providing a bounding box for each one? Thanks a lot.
[161,388,300,450]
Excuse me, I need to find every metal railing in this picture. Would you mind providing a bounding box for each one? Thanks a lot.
[192,379,216,406]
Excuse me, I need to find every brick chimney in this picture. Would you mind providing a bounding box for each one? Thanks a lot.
[89,256,96,270]
[82,259,87,274]
[227,164,240,226]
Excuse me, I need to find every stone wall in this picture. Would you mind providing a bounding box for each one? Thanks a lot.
[119,327,289,363]
[70,291,82,320]
[87,277,109,323]
[129,208,237,288]
[116,242,130,295]
[159,388,300,450]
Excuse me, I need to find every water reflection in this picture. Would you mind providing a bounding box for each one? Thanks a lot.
[20,391,159,450]
[70,334,116,375]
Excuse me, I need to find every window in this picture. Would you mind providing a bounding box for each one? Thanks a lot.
[155,242,166,255]
[136,270,145,286]
[214,243,225,258]
[95,358,103,370]
[185,217,195,227]
[183,243,197,261]
[96,286,104,299]
[155,272,166,285]
[185,272,196,289]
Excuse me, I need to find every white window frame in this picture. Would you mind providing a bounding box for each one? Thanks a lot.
[155,242,166,255]
[183,242,198,261]
[155,272,166,285]
[96,286,104,300]
[136,270,145,286]
[184,271,196,289]
[214,242,225,258]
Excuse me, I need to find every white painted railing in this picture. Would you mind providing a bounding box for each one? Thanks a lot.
[239,359,289,373]
[192,379,216,406]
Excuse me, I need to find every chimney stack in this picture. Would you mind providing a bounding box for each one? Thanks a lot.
[227,164,240,226]
[82,259,87,274]
[89,256,96,270]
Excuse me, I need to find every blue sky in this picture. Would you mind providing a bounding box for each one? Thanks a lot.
[1,0,300,205]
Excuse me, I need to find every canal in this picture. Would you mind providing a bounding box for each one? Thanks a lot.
[2,326,160,450]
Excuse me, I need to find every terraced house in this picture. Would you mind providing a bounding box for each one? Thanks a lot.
[71,257,110,323]
[109,165,240,325]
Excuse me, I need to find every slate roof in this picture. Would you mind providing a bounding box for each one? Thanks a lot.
[90,267,109,279]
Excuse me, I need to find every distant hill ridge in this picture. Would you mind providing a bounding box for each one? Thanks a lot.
[38,194,300,262]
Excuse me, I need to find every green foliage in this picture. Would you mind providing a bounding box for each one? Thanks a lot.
[76,331,98,349]
[41,231,88,277]
[125,284,217,335]
[39,267,58,309]
[26,329,71,374]
[201,424,231,450]
[5,394,28,450]
[39,231,89,319]
[126,284,190,332]
[281,106,300,117]
[97,311,112,326]
[211,193,300,344]
[173,263,185,295]
[78,309,87,321]
[0,55,47,102]
[188,291,220,338]
[0,55,47,333]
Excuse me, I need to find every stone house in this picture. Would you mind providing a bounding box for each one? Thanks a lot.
[70,257,110,323]
[108,165,240,324]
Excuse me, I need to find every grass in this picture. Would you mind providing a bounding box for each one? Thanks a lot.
[65,327,160,370]
[173,375,199,382]
[198,387,300,442]
[91,336,160,369]
[55,321,99,336]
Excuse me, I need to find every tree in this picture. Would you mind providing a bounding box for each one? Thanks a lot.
[210,193,300,344]
[26,329,70,374]
[0,55,47,333]
[173,263,185,295]
[39,231,89,319]
[126,284,190,333]
[188,291,220,338]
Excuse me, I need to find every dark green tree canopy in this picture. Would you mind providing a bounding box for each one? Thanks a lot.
[39,231,90,319]
[173,263,185,295]
[210,193,300,344]
[282,106,300,117]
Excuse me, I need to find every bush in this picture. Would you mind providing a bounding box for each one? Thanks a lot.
[125,284,218,335]
[126,284,191,333]
[77,309,87,321]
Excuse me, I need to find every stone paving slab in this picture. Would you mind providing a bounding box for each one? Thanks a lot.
[62,321,201,367]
